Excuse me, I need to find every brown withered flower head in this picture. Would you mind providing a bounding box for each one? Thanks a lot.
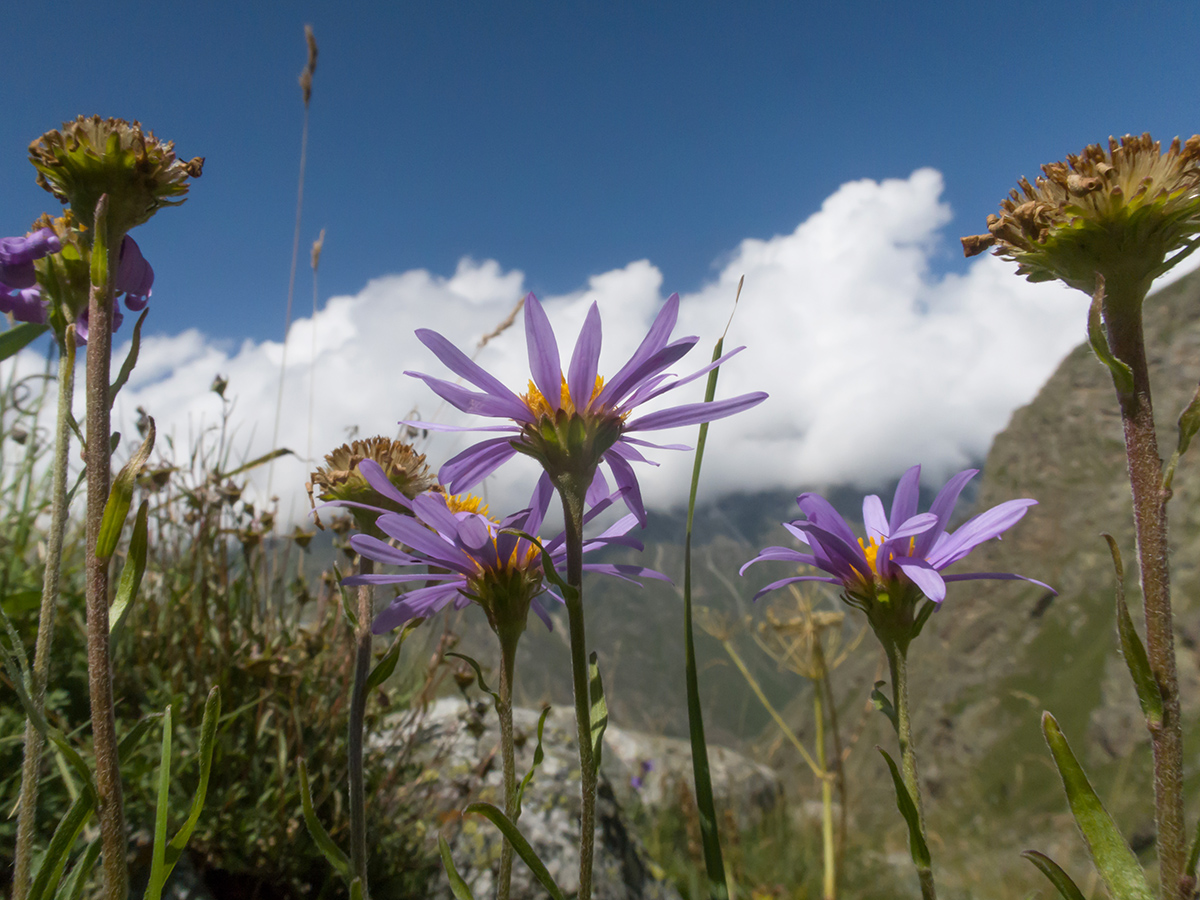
[963,134,1200,296]
[29,116,203,239]
[308,436,437,531]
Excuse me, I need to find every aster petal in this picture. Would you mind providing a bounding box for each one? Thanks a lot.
[585,466,611,507]
[605,450,647,526]
[927,499,1037,568]
[372,584,464,633]
[788,520,873,585]
[888,465,922,532]
[374,514,476,574]
[607,439,657,467]
[625,391,768,431]
[753,575,840,602]
[863,495,889,541]
[456,514,493,553]
[620,436,691,452]
[411,491,458,537]
[795,494,860,549]
[912,468,978,557]
[530,597,554,630]
[594,293,680,407]
[582,563,673,585]
[524,294,562,412]
[357,459,415,511]
[399,419,519,434]
[348,533,423,566]
[524,472,554,536]
[408,372,531,420]
[942,572,1056,592]
[627,345,749,406]
[343,572,458,586]
[599,338,696,409]
[439,438,519,494]
[738,546,821,574]
[414,328,528,408]
[568,302,602,413]
[893,557,947,602]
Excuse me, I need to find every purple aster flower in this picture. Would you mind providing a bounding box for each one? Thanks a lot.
[341,464,669,636]
[0,286,49,325]
[404,292,768,524]
[0,228,60,291]
[742,465,1051,616]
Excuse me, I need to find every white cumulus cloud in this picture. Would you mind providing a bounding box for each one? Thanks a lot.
[85,168,1099,525]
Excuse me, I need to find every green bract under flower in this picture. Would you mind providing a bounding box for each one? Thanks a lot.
[963,133,1200,296]
[29,116,204,239]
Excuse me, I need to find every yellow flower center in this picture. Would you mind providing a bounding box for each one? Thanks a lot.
[521,375,606,419]
[858,536,882,576]
[444,492,491,519]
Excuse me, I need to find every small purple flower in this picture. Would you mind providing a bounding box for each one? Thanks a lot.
[342,463,669,636]
[404,292,768,524]
[0,228,60,291]
[0,286,49,325]
[742,465,1051,610]
[631,759,654,790]
[75,236,154,343]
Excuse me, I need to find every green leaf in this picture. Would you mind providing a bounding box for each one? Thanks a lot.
[144,705,174,900]
[588,651,608,770]
[364,618,424,696]
[1041,712,1153,900]
[438,834,477,900]
[463,802,567,900]
[1021,850,1087,900]
[446,652,501,706]
[1176,381,1200,458]
[95,417,155,560]
[53,838,101,900]
[110,500,150,638]
[877,747,931,869]
[1186,811,1200,880]
[514,705,551,819]
[333,563,358,630]
[297,758,352,880]
[1103,535,1163,728]
[109,308,148,406]
[871,681,899,733]
[0,322,49,362]
[349,878,364,900]
[215,447,293,480]
[162,687,221,879]
[27,792,94,900]
[1087,279,1135,394]
[89,197,110,290]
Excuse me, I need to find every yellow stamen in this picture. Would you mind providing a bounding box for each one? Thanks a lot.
[444,492,492,520]
[858,536,881,576]
[521,374,606,418]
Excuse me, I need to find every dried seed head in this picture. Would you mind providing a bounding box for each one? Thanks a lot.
[963,133,1200,294]
[308,436,436,529]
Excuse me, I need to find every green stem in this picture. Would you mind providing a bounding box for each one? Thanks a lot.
[558,482,595,900]
[885,641,936,900]
[496,635,519,900]
[814,678,835,900]
[348,560,372,900]
[84,197,128,900]
[1104,280,1186,900]
[12,328,77,900]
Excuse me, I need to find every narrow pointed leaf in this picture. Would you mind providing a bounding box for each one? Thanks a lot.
[1041,712,1153,900]
[27,792,93,900]
[1021,850,1087,900]
[96,417,155,560]
[298,759,352,880]
[1187,812,1200,880]
[438,834,477,900]
[349,878,364,900]
[162,687,222,878]
[0,322,49,362]
[144,705,174,900]
[364,618,424,696]
[588,651,608,769]
[463,802,566,900]
[1103,536,1163,728]
[1176,380,1200,458]
[110,500,150,637]
[514,705,551,819]
[54,838,101,900]
[878,747,931,869]
[1087,281,1135,394]
[109,308,149,405]
[89,197,110,290]
[446,652,500,706]
[871,681,899,733]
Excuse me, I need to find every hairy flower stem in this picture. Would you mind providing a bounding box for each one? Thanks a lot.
[496,635,519,900]
[1104,280,1186,900]
[884,641,936,900]
[348,560,373,900]
[84,196,128,900]
[12,329,77,900]
[557,480,596,900]
[814,679,836,900]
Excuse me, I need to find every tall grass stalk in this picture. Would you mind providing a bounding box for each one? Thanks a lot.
[12,327,77,900]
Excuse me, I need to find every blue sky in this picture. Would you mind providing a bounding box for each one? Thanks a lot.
[3,2,1198,519]
[5,1,1198,343]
